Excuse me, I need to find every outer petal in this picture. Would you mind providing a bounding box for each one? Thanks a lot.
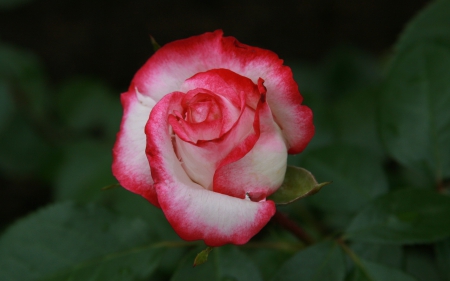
[112,89,159,207]
[146,92,276,246]
[133,30,314,154]
[213,101,288,201]
[217,33,315,154]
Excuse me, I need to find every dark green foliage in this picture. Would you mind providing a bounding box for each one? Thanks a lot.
[1,0,450,280]
[171,246,263,281]
[380,0,450,183]
[0,203,164,281]
[346,189,450,244]
[272,241,346,281]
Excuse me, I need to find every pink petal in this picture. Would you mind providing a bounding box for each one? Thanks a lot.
[112,89,159,207]
[174,106,255,190]
[215,34,315,154]
[146,92,276,246]
[181,69,261,111]
[169,114,223,143]
[172,75,260,189]
[213,101,288,201]
[132,31,314,153]
[168,88,238,143]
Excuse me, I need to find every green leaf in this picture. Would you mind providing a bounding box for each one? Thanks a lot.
[348,259,418,281]
[300,144,388,214]
[332,87,384,157]
[171,245,263,281]
[436,239,450,281]
[245,247,294,280]
[0,202,164,281]
[395,0,450,53]
[379,0,450,182]
[346,188,450,244]
[268,166,330,205]
[193,247,213,267]
[271,241,346,281]
[351,242,403,268]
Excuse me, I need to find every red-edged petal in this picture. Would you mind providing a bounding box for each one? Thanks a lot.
[146,92,276,246]
[169,114,223,143]
[112,89,159,207]
[131,31,313,153]
[172,74,259,189]
[180,69,261,111]
[174,106,255,189]
[213,101,287,200]
[169,88,239,143]
[216,34,315,154]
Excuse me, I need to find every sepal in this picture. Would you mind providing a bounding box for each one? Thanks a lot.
[193,246,213,267]
[268,166,330,205]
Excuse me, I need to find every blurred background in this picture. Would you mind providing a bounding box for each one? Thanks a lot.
[0,0,429,89]
[0,0,429,231]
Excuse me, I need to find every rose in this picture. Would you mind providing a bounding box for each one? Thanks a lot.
[112,30,314,246]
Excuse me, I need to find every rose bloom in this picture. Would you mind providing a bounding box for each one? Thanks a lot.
[112,30,314,246]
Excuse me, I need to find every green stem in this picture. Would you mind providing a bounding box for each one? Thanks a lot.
[273,211,315,245]
[337,238,374,280]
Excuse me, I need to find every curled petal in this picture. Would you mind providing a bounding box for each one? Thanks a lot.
[112,90,159,207]
[213,101,288,200]
[172,75,258,189]
[146,92,276,246]
[174,106,255,189]
[169,88,239,143]
[181,69,261,110]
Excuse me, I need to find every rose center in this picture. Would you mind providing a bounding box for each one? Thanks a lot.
[185,93,222,124]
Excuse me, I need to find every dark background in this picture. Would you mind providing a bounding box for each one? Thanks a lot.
[0,0,429,90]
[0,0,429,227]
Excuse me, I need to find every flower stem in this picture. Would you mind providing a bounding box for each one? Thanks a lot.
[273,211,314,245]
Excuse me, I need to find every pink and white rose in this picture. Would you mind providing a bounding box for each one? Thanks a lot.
[112,30,314,246]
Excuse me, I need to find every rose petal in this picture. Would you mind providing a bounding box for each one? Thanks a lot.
[169,114,223,143]
[132,31,313,153]
[174,106,255,189]
[216,34,314,154]
[181,69,261,111]
[112,89,159,207]
[173,73,261,189]
[146,92,276,246]
[213,101,288,200]
[169,88,239,143]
